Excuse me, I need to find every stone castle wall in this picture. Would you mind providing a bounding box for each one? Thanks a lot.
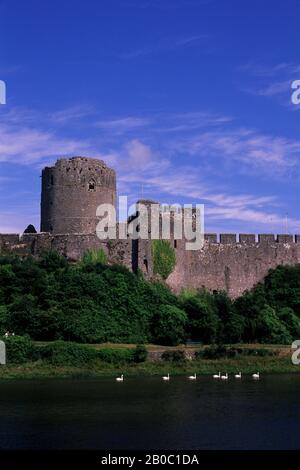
[168,233,300,297]
[1,231,300,297]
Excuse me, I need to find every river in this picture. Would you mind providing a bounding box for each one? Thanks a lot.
[0,374,299,449]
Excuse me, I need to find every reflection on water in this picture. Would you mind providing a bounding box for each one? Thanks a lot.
[0,374,299,449]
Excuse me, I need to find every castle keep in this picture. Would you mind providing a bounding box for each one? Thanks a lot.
[1,156,300,298]
[41,157,116,234]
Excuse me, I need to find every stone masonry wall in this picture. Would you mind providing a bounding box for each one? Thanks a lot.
[167,233,300,297]
[1,232,300,298]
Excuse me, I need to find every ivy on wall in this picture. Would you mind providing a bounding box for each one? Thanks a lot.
[152,240,176,280]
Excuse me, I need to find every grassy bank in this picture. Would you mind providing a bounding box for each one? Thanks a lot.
[0,342,298,379]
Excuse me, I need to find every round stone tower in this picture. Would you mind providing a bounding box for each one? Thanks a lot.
[40,156,116,234]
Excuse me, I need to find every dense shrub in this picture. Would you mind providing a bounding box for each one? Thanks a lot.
[161,350,186,362]
[180,290,221,343]
[195,345,277,360]
[196,345,228,359]
[97,348,134,364]
[3,335,36,364]
[39,341,98,366]
[1,254,300,346]
[0,254,179,344]
[151,305,187,346]
[133,344,148,363]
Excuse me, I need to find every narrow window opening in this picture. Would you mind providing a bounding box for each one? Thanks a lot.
[144,259,148,272]
[88,179,96,191]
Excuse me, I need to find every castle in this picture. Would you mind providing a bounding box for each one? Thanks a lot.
[1,155,300,298]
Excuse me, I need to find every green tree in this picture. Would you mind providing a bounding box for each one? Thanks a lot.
[180,290,221,343]
[151,305,187,346]
[256,305,292,344]
[277,307,300,338]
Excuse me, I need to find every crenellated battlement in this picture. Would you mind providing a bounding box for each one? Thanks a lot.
[204,233,299,244]
[1,232,299,252]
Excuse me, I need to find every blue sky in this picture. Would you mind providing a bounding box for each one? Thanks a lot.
[1,0,300,234]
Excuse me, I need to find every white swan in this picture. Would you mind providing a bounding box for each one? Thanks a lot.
[162,373,170,381]
[213,372,221,379]
[116,374,124,382]
[221,373,228,380]
[252,372,260,379]
[235,372,242,379]
[188,373,197,380]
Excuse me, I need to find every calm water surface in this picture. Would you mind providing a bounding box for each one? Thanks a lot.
[0,374,299,450]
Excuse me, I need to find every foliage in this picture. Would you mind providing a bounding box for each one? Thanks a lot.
[180,289,221,343]
[151,305,187,346]
[152,240,176,279]
[0,254,300,347]
[0,253,179,344]
[24,224,37,234]
[39,340,98,366]
[97,348,134,364]
[161,350,186,362]
[81,248,107,266]
[133,344,148,363]
[195,345,277,360]
[3,335,36,364]
[196,344,228,359]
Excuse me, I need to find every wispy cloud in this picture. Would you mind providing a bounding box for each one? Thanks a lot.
[155,111,233,132]
[50,105,94,124]
[247,80,291,97]
[95,116,150,133]
[239,62,300,106]
[173,127,300,176]
[121,34,208,59]
[0,124,94,165]
[116,152,300,232]
[2,104,300,232]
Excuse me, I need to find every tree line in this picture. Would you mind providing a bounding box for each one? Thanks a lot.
[0,251,299,345]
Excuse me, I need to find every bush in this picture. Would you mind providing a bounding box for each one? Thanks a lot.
[161,350,186,362]
[97,348,134,364]
[151,305,187,346]
[240,347,277,357]
[180,290,221,343]
[196,345,228,359]
[133,344,148,363]
[3,335,36,364]
[256,306,292,344]
[39,341,98,366]
[195,345,277,360]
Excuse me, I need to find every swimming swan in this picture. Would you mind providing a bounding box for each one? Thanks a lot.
[213,372,221,379]
[188,373,197,380]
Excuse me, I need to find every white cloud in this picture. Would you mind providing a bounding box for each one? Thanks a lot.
[50,105,94,123]
[95,117,150,133]
[0,123,94,165]
[239,62,300,105]
[175,128,300,174]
